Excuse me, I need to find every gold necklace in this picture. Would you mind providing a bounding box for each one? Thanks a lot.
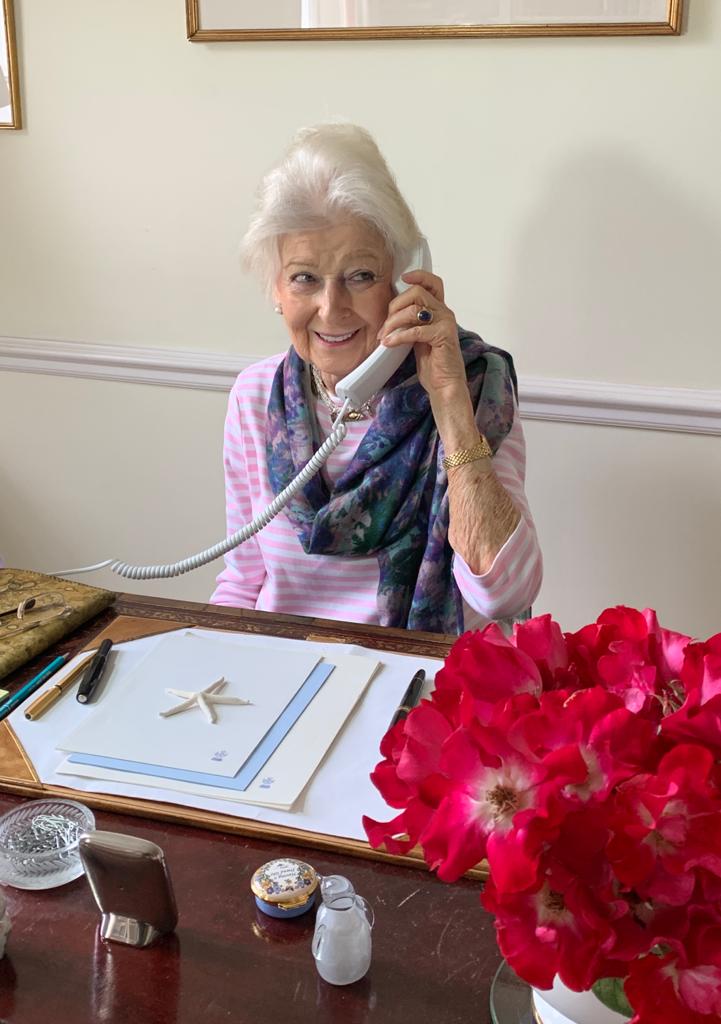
[310,364,374,422]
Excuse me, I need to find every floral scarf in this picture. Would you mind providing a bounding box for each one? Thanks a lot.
[266,329,517,634]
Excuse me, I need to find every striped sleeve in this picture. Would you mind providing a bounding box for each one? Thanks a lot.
[452,407,543,620]
[210,379,268,608]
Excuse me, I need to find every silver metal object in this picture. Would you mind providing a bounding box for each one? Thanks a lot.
[79,830,178,947]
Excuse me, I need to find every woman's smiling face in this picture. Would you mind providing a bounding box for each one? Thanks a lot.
[274,217,394,394]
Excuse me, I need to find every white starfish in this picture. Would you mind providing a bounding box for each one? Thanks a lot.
[159,677,251,724]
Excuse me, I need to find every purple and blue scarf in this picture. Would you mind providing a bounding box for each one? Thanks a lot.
[266,329,517,634]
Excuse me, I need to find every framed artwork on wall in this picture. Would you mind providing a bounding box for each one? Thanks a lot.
[0,0,20,129]
[187,0,683,42]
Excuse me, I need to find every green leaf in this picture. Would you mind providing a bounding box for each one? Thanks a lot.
[591,977,633,1018]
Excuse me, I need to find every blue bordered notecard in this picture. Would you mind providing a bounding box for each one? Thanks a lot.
[58,632,324,777]
[67,660,333,791]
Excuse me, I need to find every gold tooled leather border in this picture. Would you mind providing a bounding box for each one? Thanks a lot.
[0,719,40,784]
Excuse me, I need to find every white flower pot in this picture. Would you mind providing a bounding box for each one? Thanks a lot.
[532,977,629,1024]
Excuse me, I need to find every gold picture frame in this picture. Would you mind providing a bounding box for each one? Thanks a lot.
[187,0,683,42]
[0,0,20,129]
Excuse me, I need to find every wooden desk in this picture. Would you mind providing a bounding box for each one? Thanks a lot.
[0,595,502,1024]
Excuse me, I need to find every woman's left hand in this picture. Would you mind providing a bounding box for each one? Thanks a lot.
[379,273,522,575]
[377,269,466,402]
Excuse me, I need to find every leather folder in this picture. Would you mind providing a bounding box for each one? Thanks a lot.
[0,567,115,681]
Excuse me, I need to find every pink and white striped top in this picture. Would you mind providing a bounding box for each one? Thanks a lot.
[210,353,542,631]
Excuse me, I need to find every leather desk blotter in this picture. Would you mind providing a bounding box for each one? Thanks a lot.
[0,612,486,878]
[0,567,116,681]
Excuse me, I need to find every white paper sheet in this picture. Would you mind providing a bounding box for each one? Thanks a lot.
[57,653,380,810]
[58,632,321,777]
[9,628,441,842]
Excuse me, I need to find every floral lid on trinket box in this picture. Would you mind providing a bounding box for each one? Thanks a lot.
[250,858,319,918]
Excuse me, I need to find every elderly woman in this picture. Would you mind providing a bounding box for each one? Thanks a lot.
[211,124,542,634]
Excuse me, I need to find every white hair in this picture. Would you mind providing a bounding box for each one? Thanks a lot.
[242,123,423,298]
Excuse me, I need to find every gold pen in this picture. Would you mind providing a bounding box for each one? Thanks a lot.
[24,650,97,721]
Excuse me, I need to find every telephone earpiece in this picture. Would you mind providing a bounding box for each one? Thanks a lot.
[335,238,433,409]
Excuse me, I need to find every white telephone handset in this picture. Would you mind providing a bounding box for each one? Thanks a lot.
[56,239,434,581]
[335,237,432,410]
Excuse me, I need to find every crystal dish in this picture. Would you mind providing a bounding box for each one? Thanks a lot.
[0,798,95,890]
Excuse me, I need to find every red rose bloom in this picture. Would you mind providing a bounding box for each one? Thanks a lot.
[364,608,720,1022]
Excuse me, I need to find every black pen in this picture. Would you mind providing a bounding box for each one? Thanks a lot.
[76,638,113,704]
[389,669,426,729]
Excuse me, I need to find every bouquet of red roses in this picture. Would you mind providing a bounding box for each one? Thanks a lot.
[363,607,721,1024]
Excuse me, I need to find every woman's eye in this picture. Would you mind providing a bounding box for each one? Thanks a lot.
[289,272,318,287]
[346,270,377,287]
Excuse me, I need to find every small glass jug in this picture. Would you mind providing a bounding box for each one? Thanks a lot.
[312,881,374,985]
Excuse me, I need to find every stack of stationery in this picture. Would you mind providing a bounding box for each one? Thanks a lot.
[55,631,379,811]
[4,626,440,841]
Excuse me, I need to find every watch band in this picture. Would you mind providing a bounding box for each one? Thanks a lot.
[442,435,493,471]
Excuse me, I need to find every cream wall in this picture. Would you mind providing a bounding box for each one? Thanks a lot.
[1,1,719,637]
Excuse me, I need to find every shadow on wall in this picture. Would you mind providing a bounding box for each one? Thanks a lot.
[512,151,721,635]
[524,417,721,636]
[0,471,48,570]
[508,149,721,387]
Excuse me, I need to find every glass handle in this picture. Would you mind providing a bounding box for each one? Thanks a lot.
[357,896,374,929]
[311,923,325,958]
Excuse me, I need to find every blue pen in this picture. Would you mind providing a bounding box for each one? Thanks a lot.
[0,654,69,722]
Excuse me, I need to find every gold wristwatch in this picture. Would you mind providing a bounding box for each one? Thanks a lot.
[442,435,493,471]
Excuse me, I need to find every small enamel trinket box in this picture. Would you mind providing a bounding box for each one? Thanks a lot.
[250,858,319,919]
